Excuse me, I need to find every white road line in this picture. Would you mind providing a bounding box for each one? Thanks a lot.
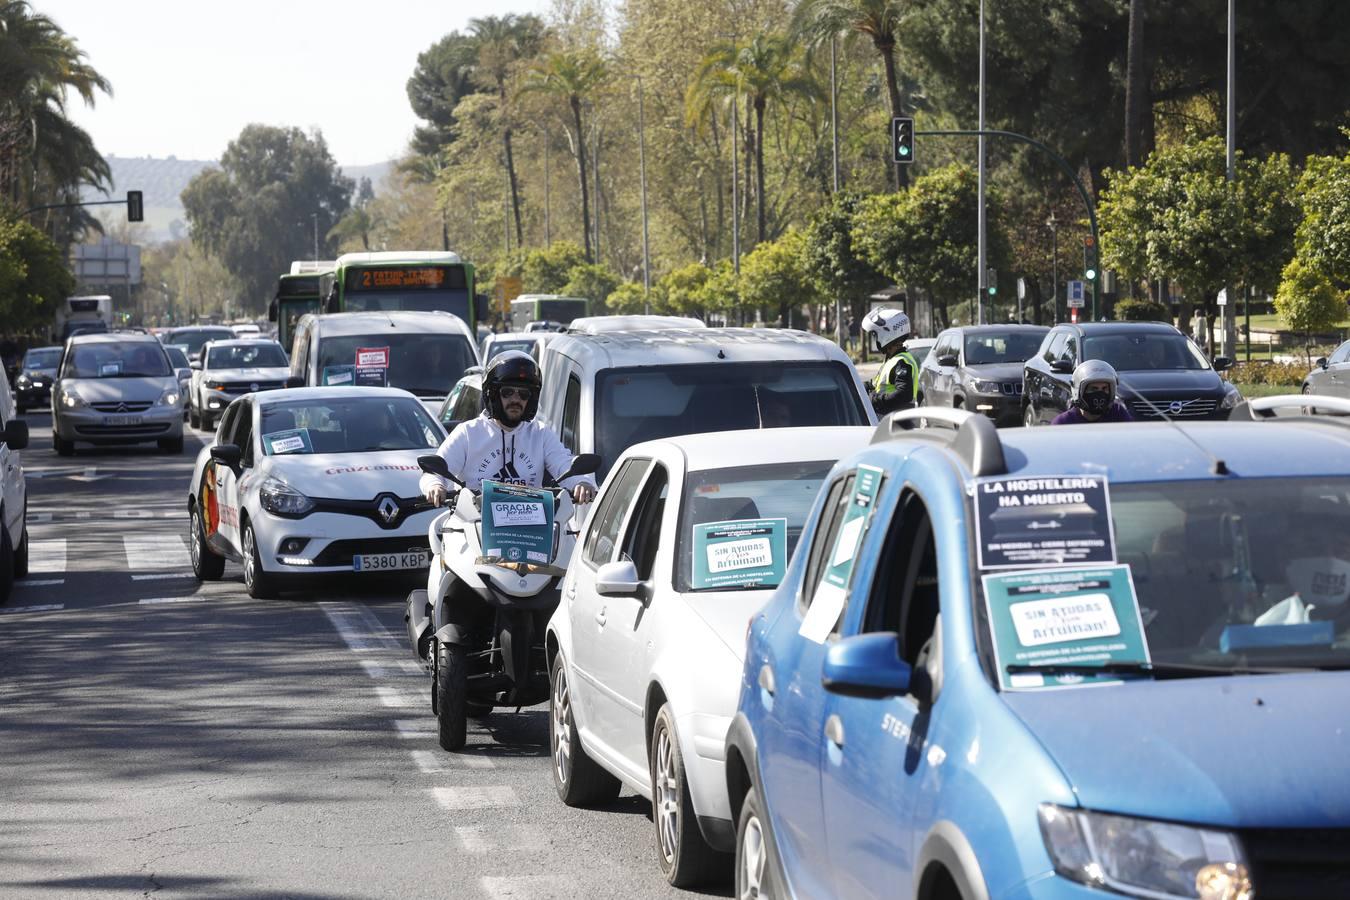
[430,785,520,811]
[28,539,66,575]
[359,659,423,678]
[17,578,64,588]
[0,604,64,614]
[481,875,578,899]
[138,596,203,605]
[113,508,154,519]
[393,719,435,739]
[28,512,52,524]
[131,572,193,581]
[318,602,403,652]
[374,686,419,708]
[411,749,494,772]
[75,511,90,520]
[455,825,551,852]
[123,534,192,571]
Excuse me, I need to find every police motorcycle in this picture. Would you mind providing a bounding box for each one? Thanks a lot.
[405,452,600,751]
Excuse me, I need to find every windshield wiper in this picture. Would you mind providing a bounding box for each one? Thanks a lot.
[1006,660,1319,679]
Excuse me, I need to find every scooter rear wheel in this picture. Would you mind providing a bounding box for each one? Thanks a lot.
[436,640,468,751]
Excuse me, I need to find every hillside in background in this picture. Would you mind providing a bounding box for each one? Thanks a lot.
[81,155,393,243]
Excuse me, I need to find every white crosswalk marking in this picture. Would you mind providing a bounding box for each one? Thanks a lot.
[359,659,423,678]
[393,719,435,739]
[319,602,404,652]
[375,686,419,708]
[454,825,552,853]
[411,749,494,772]
[28,539,66,575]
[123,534,192,571]
[431,785,520,811]
[481,875,579,899]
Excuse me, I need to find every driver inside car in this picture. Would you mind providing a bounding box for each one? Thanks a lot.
[419,350,597,506]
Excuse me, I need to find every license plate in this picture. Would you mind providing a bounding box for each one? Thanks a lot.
[102,415,143,426]
[353,551,428,571]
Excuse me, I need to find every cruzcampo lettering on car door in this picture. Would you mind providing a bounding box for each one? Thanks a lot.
[800,464,885,643]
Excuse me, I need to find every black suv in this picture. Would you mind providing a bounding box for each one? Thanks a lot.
[1022,321,1240,425]
[918,325,1048,426]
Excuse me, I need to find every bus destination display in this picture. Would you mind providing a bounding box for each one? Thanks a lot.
[345,266,466,292]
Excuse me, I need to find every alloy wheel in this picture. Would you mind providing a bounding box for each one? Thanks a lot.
[243,526,256,588]
[552,665,572,785]
[189,510,202,570]
[654,727,681,865]
[738,812,767,900]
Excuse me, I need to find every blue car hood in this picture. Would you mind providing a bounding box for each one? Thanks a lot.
[1002,672,1350,827]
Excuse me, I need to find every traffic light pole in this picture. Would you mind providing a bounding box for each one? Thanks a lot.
[24,191,144,223]
[917,129,1101,319]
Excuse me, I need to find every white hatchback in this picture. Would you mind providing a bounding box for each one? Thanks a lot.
[546,426,872,887]
[186,386,446,598]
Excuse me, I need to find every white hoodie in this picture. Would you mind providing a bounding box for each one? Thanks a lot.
[419,411,596,495]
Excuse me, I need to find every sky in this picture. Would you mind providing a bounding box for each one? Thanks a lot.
[47,0,551,167]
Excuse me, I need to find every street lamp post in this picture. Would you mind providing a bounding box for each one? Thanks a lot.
[1222,0,1237,360]
[636,75,651,314]
[1046,213,1059,324]
[976,0,987,325]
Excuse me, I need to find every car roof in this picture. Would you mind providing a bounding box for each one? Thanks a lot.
[948,324,1050,334]
[166,325,234,334]
[336,250,463,266]
[1058,321,1181,335]
[26,346,61,354]
[567,315,706,334]
[547,327,851,369]
[487,332,548,342]
[253,386,422,406]
[628,426,875,472]
[305,310,474,339]
[206,338,284,349]
[68,331,163,345]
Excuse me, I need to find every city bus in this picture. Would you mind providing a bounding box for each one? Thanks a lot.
[322,251,479,332]
[270,261,333,353]
[510,294,590,331]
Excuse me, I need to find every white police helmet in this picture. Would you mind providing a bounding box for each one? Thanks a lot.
[861,307,912,353]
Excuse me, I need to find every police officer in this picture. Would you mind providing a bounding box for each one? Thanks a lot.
[861,307,919,416]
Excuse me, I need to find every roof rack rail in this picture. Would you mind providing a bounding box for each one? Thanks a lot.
[870,407,1008,477]
[1229,394,1350,421]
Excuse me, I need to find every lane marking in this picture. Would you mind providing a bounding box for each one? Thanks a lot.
[454,825,550,852]
[113,508,154,519]
[1,604,64,614]
[318,602,403,653]
[430,785,520,811]
[359,659,423,678]
[375,686,418,708]
[411,749,494,772]
[138,596,203,605]
[394,719,435,739]
[123,534,192,571]
[131,572,194,581]
[481,876,578,899]
[28,539,66,575]
[17,578,64,588]
[29,512,52,524]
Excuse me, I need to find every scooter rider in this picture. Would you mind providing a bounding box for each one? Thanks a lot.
[861,307,919,416]
[420,350,597,505]
[1052,359,1135,424]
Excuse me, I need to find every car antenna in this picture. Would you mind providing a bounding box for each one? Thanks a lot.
[1118,377,1229,475]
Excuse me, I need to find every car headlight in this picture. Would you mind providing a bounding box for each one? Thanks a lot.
[16,374,30,386]
[204,380,224,391]
[1220,387,1241,409]
[259,476,315,518]
[157,388,180,407]
[60,389,87,409]
[973,379,1003,394]
[1038,805,1251,900]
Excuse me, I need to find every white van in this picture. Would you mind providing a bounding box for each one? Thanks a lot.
[0,373,30,603]
[289,311,480,417]
[536,327,875,482]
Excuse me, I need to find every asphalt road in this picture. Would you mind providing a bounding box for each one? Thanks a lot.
[1,408,726,899]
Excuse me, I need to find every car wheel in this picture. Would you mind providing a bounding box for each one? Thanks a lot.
[190,504,225,581]
[736,786,781,900]
[1023,404,1038,428]
[550,652,620,806]
[189,405,200,428]
[204,414,217,431]
[14,524,28,579]
[159,436,184,454]
[15,402,25,415]
[652,704,727,887]
[53,434,74,456]
[242,521,277,599]
[436,639,468,751]
[0,521,13,604]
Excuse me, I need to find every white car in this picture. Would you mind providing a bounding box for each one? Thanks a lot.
[1,373,30,603]
[546,426,872,887]
[187,386,446,598]
[189,338,292,430]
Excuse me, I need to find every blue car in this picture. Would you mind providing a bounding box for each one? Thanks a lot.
[726,398,1350,900]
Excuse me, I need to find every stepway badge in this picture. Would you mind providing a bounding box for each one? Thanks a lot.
[974,475,1116,569]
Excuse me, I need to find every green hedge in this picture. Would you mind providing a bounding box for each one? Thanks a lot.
[1228,360,1309,386]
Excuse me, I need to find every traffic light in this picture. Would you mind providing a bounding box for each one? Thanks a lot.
[891,117,915,164]
[126,190,144,222]
[1083,235,1098,281]
[987,267,997,296]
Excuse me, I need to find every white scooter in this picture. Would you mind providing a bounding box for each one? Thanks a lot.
[404,453,599,751]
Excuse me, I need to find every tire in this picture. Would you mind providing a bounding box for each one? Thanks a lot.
[204,415,216,431]
[53,434,73,456]
[436,639,468,751]
[736,786,781,900]
[189,405,200,428]
[242,521,278,599]
[190,504,225,581]
[1023,404,1038,428]
[14,524,28,579]
[467,702,493,719]
[651,704,728,887]
[0,521,13,605]
[550,653,620,806]
[159,436,184,454]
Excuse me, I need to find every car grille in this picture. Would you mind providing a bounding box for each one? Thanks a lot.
[310,495,431,530]
[217,380,286,395]
[90,401,153,413]
[1001,382,1024,396]
[74,423,171,436]
[1128,397,1220,419]
[312,537,431,567]
[1240,828,1350,899]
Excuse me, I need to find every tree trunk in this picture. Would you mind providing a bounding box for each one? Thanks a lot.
[571,96,593,263]
[877,36,908,190]
[754,96,767,245]
[1123,0,1149,167]
[503,128,524,248]
[743,103,754,234]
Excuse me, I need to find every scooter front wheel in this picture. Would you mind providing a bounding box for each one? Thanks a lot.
[436,639,468,751]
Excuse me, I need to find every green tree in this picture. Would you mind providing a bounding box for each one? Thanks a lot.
[1294,142,1350,291]
[329,177,377,252]
[801,190,885,313]
[1275,256,1346,365]
[522,50,608,262]
[182,125,353,309]
[659,262,712,316]
[405,32,482,157]
[739,228,822,326]
[562,261,621,305]
[696,260,741,317]
[0,216,75,332]
[605,279,649,314]
[518,240,587,292]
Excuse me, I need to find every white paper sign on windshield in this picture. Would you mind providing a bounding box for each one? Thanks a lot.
[491,500,547,528]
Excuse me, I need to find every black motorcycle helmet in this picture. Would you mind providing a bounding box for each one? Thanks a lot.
[483,350,542,422]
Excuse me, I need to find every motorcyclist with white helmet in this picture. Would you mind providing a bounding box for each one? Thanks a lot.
[861,307,919,416]
[1052,360,1135,424]
[420,350,597,505]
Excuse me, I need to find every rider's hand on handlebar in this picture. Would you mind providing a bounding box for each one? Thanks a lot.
[571,483,596,505]
[426,484,448,507]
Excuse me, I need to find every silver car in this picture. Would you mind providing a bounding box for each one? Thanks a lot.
[52,332,185,455]
[1303,340,1350,400]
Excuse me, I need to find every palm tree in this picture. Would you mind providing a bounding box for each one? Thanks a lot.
[689,36,819,245]
[470,14,547,249]
[521,50,608,262]
[792,0,909,188]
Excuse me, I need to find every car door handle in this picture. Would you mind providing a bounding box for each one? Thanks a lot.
[825,714,845,748]
[595,607,607,626]
[757,665,776,697]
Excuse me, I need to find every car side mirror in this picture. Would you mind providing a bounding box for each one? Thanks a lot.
[1212,356,1233,372]
[1050,358,1075,374]
[190,360,201,370]
[284,375,305,389]
[463,365,484,377]
[3,419,29,451]
[1317,357,1329,371]
[596,559,641,597]
[937,354,958,368]
[268,298,278,323]
[210,443,242,473]
[822,633,912,699]
[559,452,601,481]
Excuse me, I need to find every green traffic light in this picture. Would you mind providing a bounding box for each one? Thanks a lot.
[899,147,910,156]
[1085,269,1097,281]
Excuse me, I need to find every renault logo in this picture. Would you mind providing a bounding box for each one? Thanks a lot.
[376,496,400,524]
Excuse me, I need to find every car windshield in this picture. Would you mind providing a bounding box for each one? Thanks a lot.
[909,343,933,367]
[964,332,1045,365]
[316,333,477,397]
[594,362,866,481]
[485,339,538,360]
[62,342,171,378]
[1082,332,1210,371]
[167,329,235,356]
[259,396,442,455]
[208,344,288,369]
[24,349,61,369]
[164,346,190,368]
[675,460,835,592]
[986,477,1350,678]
